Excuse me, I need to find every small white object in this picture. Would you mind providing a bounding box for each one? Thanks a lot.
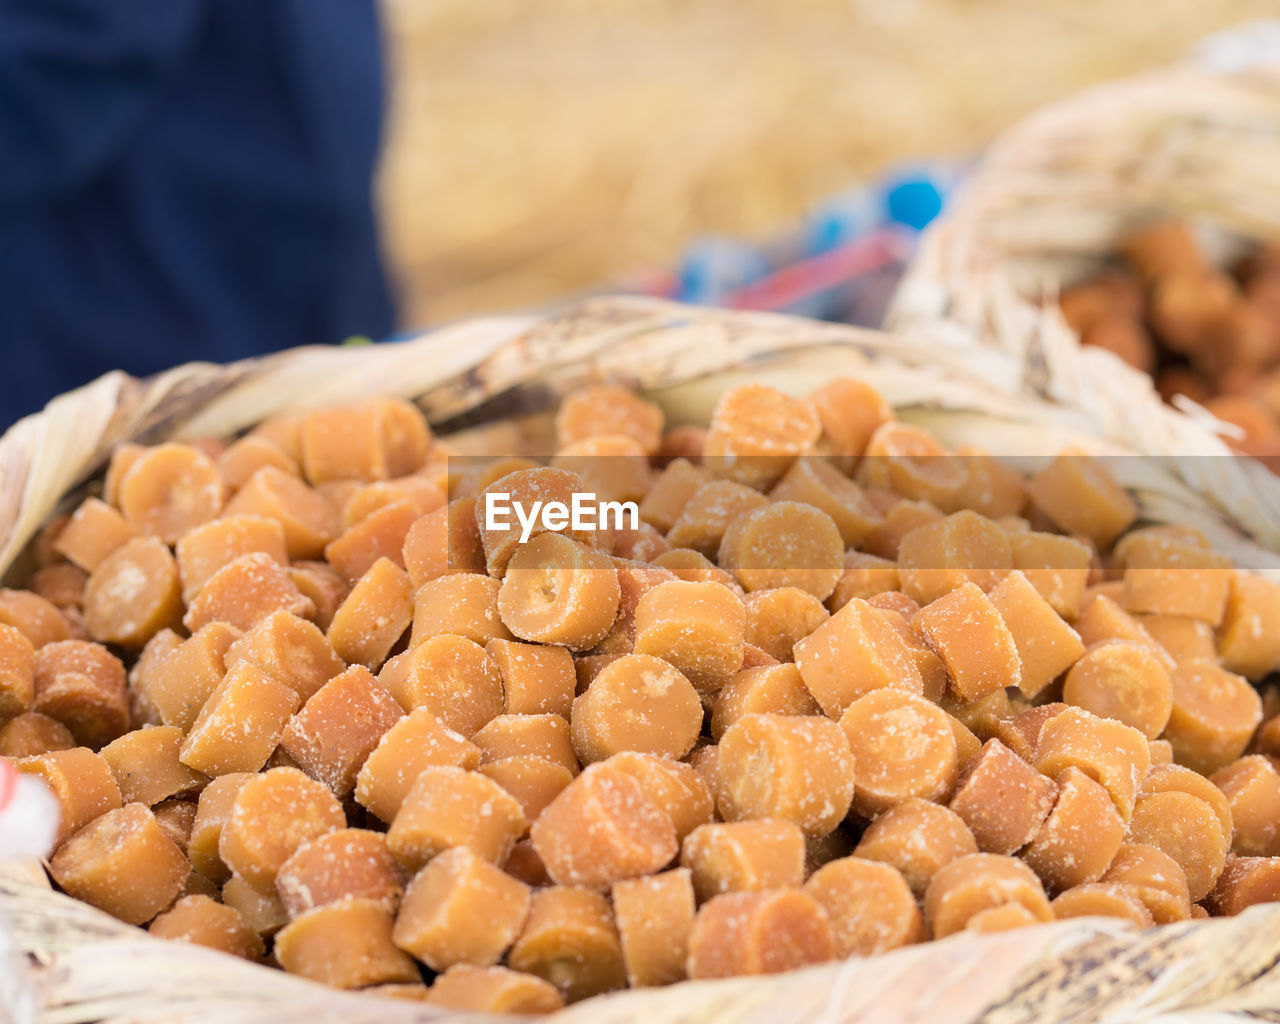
[0,760,59,863]
[1192,20,1280,74]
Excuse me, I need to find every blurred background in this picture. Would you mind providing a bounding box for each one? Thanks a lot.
[375,0,1277,329]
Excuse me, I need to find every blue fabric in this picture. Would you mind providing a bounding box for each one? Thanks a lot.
[0,0,393,423]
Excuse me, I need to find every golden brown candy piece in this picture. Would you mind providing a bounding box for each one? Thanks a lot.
[770,456,881,546]
[1023,767,1126,892]
[17,746,122,846]
[355,708,481,823]
[411,572,511,646]
[924,853,1052,939]
[1205,855,1280,916]
[83,536,183,649]
[0,588,71,649]
[393,845,530,969]
[275,897,419,989]
[530,759,676,890]
[811,377,893,458]
[221,873,288,936]
[1034,706,1150,821]
[324,499,422,582]
[1121,535,1231,625]
[180,662,300,777]
[854,799,978,897]
[638,458,711,533]
[702,383,821,489]
[175,514,288,604]
[428,965,564,1015]
[554,384,664,453]
[742,587,830,662]
[718,713,855,836]
[634,579,744,693]
[805,857,922,956]
[479,755,574,823]
[794,598,923,718]
[0,712,75,757]
[681,819,804,901]
[498,533,620,651]
[147,623,240,731]
[897,511,1012,606]
[711,664,820,741]
[915,581,1022,702]
[950,740,1057,855]
[1063,640,1172,739]
[188,773,255,882]
[1212,756,1280,857]
[100,726,208,806]
[686,889,833,980]
[1027,452,1137,550]
[183,552,313,635]
[1007,531,1093,620]
[571,653,702,763]
[1217,572,1280,678]
[224,610,344,703]
[1127,790,1229,902]
[488,639,575,718]
[326,556,414,669]
[53,498,141,573]
[718,501,844,600]
[988,570,1084,697]
[1164,658,1262,774]
[1102,843,1192,924]
[1051,883,1153,927]
[30,638,128,748]
[388,766,527,873]
[508,886,626,1003]
[49,803,189,925]
[299,399,430,485]
[380,633,503,737]
[608,752,714,843]
[149,895,265,960]
[218,766,345,892]
[118,443,225,543]
[840,689,957,816]
[612,868,696,988]
[473,714,578,775]
[223,466,339,560]
[858,423,968,510]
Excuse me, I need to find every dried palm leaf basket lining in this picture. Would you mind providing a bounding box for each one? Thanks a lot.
[889,61,1280,554]
[4,297,1280,1024]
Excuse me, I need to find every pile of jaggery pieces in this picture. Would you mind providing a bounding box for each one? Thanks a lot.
[4,380,1280,1015]
[1061,221,1280,464]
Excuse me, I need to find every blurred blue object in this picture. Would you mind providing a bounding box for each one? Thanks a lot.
[676,236,773,306]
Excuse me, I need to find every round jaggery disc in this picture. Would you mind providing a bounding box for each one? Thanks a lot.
[498,533,620,650]
[685,889,832,980]
[717,501,844,600]
[1164,658,1262,774]
[1127,791,1229,902]
[804,857,923,957]
[118,443,225,543]
[1062,641,1172,739]
[924,853,1051,939]
[571,653,702,763]
[854,798,978,897]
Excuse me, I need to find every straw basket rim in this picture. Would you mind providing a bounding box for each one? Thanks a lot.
[4,296,1280,1024]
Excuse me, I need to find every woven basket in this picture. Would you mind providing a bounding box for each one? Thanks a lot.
[5,296,1280,1024]
[887,62,1280,557]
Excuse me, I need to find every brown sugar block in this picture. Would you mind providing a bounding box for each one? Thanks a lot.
[994,704,1068,762]
[0,589,71,649]
[666,480,769,558]
[0,713,75,757]
[769,456,881,547]
[719,713,855,836]
[609,523,671,563]
[651,547,742,592]
[428,965,564,1015]
[217,435,299,492]
[149,623,240,731]
[680,820,805,901]
[897,511,1013,606]
[1127,791,1229,902]
[554,383,664,454]
[868,590,919,618]
[403,498,488,587]
[608,752,714,842]
[955,448,1028,520]
[702,383,822,489]
[0,624,34,720]
[472,714,578,775]
[280,666,404,797]
[355,709,481,824]
[224,611,344,703]
[1035,707,1151,821]
[508,887,626,1003]
[854,799,978,897]
[342,478,445,534]
[17,747,122,847]
[286,562,350,633]
[988,570,1085,698]
[594,558,677,654]
[1205,855,1280,916]
[275,897,419,989]
[1051,883,1154,927]
[1102,843,1192,924]
[221,873,288,936]
[118,443,224,543]
[149,894,265,960]
[839,690,958,815]
[498,534,620,651]
[49,802,189,924]
[479,756,574,823]
[83,536,182,649]
[915,582,1022,702]
[388,766,527,873]
[827,551,899,613]
[794,598,923,718]
[379,634,503,737]
[32,639,128,748]
[53,498,141,573]
[1136,614,1216,665]
[686,889,832,980]
[949,739,1057,855]
[612,868,696,988]
[488,639,575,718]
[656,425,707,464]
[175,514,288,603]
[811,377,893,458]
[711,664,820,741]
[634,579,744,693]
[1063,641,1172,739]
[29,564,88,610]
[393,845,529,970]
[184,552,313,634]
[218,767,344,892]
[153,799,197,855]
[188,773,255,882]
[299,400,430,485]
[1120,535,1231,625]
[804,857,923,957]
[1027,453,1137,550]
[1211,756,1280,856]
[1217,572,1280,679]
[324,499,421,581]
[125,628,180,728]
[1074,595,1174,670]
[639,459,711,533]
[1023,767,1126,892]
[924,853,1052,939]
[475,468,596,578]
[326,557,413,669]
[411,573,512,646]
[941,687,1012,742]
[223,466,339,560]
[858,422,969,511]
[529,760,675,890]
[179,662,300,776]
[1140,764,1233,842]
[1165,658,1262,775]
[551,433,653,504]
[100,726,208,806]
[247,415,303,465]
[862,500,944,562]
[571,653,702,763]
[742,587,830,663]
